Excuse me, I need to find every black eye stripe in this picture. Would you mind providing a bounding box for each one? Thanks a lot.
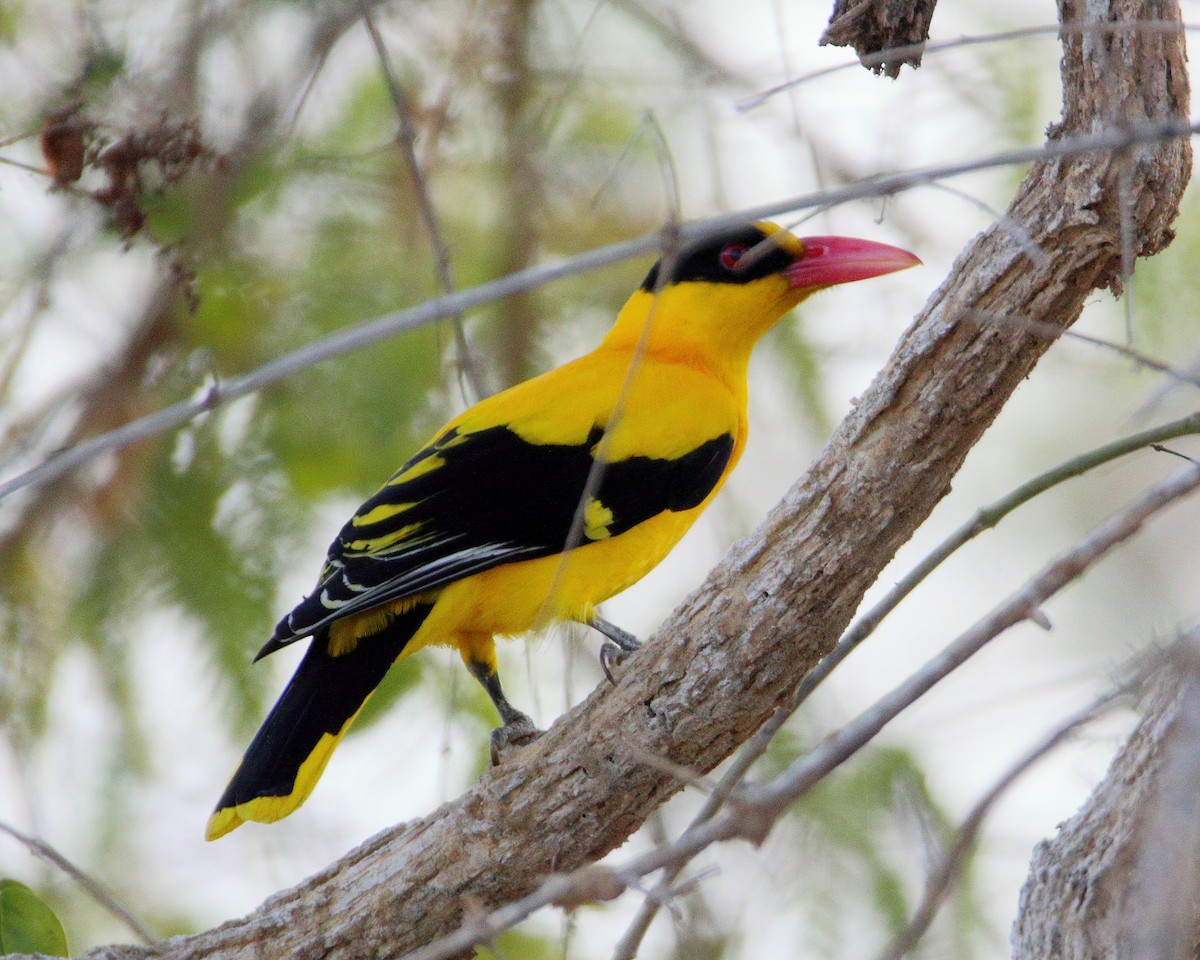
[640,226,794,290]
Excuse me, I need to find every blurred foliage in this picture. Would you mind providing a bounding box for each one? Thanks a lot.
[0,4,20,46]
[760,731,990,958]
[1131,187,1200,356]
[764,321,834,437]
[478,927,564,960]
[0,1,672,947]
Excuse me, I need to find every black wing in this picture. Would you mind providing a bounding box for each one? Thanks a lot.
[261,423,734,655]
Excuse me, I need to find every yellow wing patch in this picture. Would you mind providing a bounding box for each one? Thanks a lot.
[387,454,444,486]
[351,501,417,526]
[583,497,615,541]
[343,522,423,555]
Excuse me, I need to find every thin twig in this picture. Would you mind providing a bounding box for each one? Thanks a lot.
[536,215,684,628]
[0,129,37,149]
[360,4,485,402]
[404,464,1200,960]
[967,311,1200,389]
[2,116,1197,505]
[798,412,1200,708]
[0,229,71,405]
[611,412,1200,959]
[621,745,720,794]
[537,120,684,630]
[739,20,1193,110]
[1151,443,1200,466]
[874,676,1140,960]
[0,155,63,177]
[923,182,1050,268]
[751,465,1200,813]
[0,821,158,945]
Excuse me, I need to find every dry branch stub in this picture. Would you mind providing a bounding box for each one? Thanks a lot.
[821,0,937,76]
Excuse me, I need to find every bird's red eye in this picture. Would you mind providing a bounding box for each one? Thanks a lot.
[720,244,748,270]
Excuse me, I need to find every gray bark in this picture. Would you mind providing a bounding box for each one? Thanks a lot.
[1013,644,1200,960]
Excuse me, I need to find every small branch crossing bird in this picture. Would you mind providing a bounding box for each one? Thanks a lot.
[206,221,919,839]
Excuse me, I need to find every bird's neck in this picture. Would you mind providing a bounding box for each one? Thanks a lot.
[598,287,783,393]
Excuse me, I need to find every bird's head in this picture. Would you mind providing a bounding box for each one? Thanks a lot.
[608,221,920,366]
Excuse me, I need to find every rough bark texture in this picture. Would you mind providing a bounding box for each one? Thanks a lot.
[1011,2,1196,951]
[1012,646,1200,960]
[56,1,1189,958]
[821,0,937,76]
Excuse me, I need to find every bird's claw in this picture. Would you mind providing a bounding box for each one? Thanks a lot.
[489,712,541,766]
[600,641,636,686]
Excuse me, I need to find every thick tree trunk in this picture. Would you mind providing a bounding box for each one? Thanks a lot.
[44,0,1189,957]
[1012,642,1200,960]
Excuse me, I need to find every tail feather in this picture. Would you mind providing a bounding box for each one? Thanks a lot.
[206,602,432,840]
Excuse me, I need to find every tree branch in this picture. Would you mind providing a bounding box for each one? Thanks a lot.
[360,4,485,402]
[407,462,1200,960]
[1012,635,1200,960]
[876,674,1141,960]
[612,411,1200,958]
[2,117,1197,504]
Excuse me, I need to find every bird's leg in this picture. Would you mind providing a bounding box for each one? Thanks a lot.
[588,616,642,685]
[464,654,540,765]
[590,616,642,651]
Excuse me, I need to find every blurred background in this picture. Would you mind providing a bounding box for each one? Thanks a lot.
[1,0,1199,957]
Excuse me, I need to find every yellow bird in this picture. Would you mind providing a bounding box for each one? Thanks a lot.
[206,221,918,839]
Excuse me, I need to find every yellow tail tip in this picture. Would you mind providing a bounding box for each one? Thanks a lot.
[205,808,244,841]
[204,786,323,840]
[205,715,364,840]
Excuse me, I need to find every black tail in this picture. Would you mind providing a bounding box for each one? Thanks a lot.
[206,602,432,839]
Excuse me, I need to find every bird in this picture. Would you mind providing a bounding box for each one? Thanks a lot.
[206,221,919,840]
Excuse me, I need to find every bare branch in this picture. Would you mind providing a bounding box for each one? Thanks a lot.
[360,4,485,402]
[1012,635,1200,959]
[411,464,1200,960]
[0,821,157,945]
[802,411,1200,706]
[2,117,1197,505]
[1125,639,1200,960]
[966,311,1200,389]
[923,182,1051,268]
[875,678,1140,960]
[0,4,1188,959]
[750,465,1200,814]
[612,409,1200,958]
[745,19,1193,110]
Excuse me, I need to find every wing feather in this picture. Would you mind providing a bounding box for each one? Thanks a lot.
[262,422,734,655]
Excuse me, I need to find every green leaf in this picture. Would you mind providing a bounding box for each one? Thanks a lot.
[0,879,69,957]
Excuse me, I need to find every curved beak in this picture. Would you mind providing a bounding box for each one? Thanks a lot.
[785,236,921,289]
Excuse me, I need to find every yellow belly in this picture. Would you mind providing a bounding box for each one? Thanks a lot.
[395,350,748,658]
[406,504,702,653]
